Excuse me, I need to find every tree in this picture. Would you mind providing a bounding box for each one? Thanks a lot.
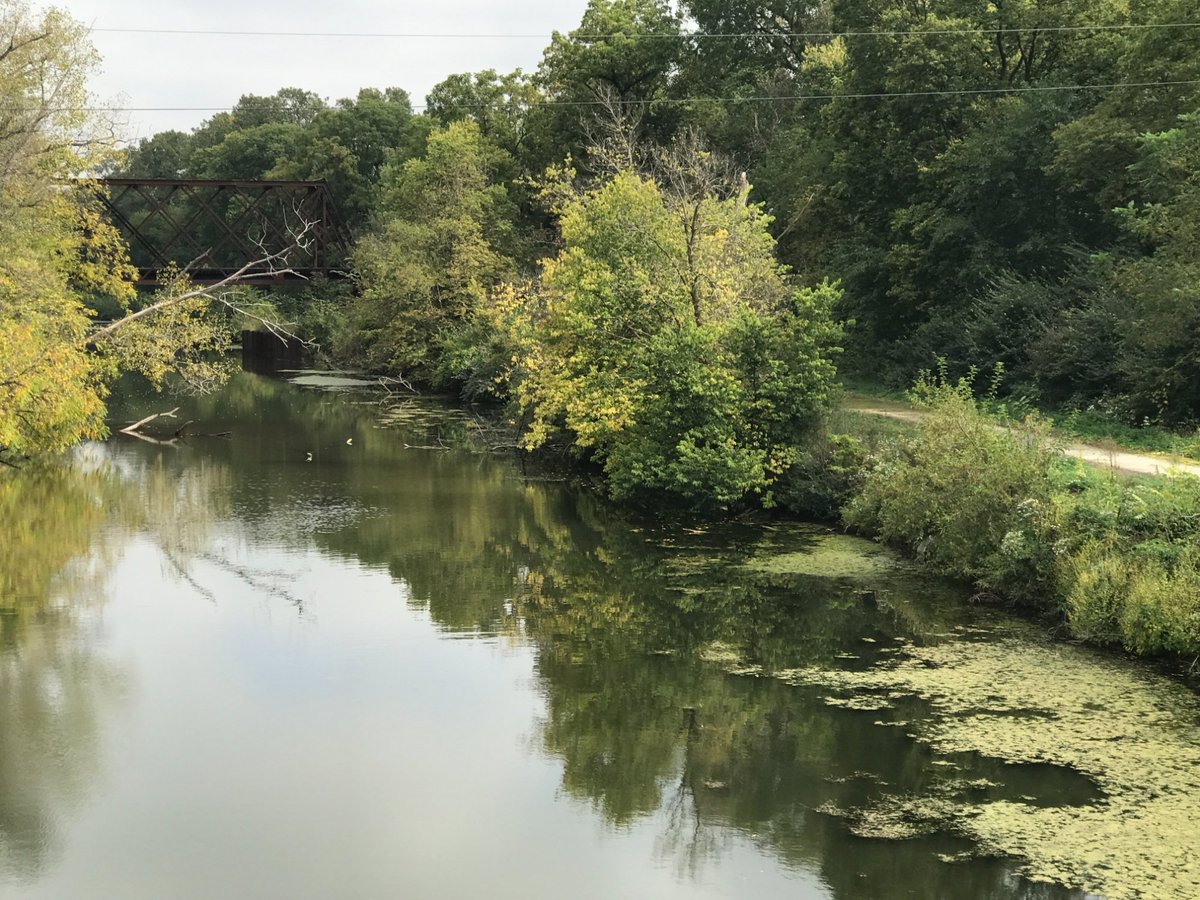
[0,2,132,457]
[191,122,304,179]
[345,120,516,390]
[684,0,834,79]
[499,162,842,508]
[1109,111,1200,424]
[526,0,686,172]
[0,3,320,460]
[118,130,193,178]
[229,87,326,129]
[426,69,540,159]
[271,87,429,228]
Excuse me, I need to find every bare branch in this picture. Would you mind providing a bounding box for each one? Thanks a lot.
[84,218,318,348]
[119,407,179,435]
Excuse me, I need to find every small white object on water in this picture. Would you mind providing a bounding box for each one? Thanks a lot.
[305,452,313,462]
[346,438,353,445]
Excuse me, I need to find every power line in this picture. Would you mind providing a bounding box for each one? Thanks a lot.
[3,78,1198,116]
[87,22,1200,40]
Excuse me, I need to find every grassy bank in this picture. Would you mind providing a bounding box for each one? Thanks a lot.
[820,378,1200,663]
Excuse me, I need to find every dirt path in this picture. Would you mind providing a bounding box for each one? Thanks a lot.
[844,400,1200,479]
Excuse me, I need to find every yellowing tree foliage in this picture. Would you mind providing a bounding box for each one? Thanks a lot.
[0,3,277,461]
[497,169,842,508]
[0,3,135,457]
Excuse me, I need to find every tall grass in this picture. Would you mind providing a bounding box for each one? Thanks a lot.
[840,374,1200,661]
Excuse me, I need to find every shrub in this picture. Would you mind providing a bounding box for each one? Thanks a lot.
[344,120,515,387]
[503,170,842,510]
[843,372,1059,597]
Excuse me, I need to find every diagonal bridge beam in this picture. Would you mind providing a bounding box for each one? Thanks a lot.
[89,178,352,287]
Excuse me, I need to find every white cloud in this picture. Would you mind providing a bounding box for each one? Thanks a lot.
[64,0,590,139]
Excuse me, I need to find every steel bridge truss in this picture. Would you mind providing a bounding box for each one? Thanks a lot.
[94,178,350,286]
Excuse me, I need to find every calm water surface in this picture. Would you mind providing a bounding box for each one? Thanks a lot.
[0,371,1158,898]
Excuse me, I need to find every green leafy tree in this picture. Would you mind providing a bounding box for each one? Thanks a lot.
[500,167,841,508]
[1109,111,1200,424]
[345,120,516,389]
[526,0,685,171]
[191,122,304,179]
[755,0,1131,378]
[229,87,326,129]
[272,87,429,228]
[426,69,540,160]
[118,130,193,178]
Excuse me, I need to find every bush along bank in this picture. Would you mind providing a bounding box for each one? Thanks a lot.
[837,375,1200,663]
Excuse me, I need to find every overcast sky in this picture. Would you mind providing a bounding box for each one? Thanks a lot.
[64,0,593,141]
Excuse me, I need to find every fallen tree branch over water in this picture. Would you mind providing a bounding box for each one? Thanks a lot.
[119,406,179,436]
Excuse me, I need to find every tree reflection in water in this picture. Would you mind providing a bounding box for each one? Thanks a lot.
[2,373,1096,899]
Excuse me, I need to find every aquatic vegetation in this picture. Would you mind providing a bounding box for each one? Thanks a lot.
[718,627,1200,899]
[287,373,379,390]
[743,531,904,579]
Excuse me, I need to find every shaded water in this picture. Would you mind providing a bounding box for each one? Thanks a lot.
[1,372,1195,898]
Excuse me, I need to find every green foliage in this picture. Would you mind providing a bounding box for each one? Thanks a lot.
[272,87,428,227]
[1060,473,1200,655]
[120,86,426,233]
[1107,111,1200,425]
[345,120,516,388]
[106,0,1200,437]
[426,69,538,159]
[191,122,303,179]
[1054,409,1200,461]
[501,169,841,508]
[844,372,1058,594]
[843,375,1200,657]
[527,0,685,171]
[117,129,192,178]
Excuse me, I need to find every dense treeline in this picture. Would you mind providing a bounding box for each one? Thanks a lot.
[122,0,1200,430]
[106,0,1200,655]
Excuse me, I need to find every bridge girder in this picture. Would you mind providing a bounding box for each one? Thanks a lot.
[92,178,351,287]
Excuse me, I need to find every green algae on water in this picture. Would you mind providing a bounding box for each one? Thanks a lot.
[714,624,1200,899]
[743,531,905,579]
[287,373,379,390]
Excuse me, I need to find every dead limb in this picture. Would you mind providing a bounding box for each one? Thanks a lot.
[404,436,450,451]
[117,409,231,443]
[120,430,179,448]
[85,219,318,349]
[378,374,418,395]
[120,407,179,435]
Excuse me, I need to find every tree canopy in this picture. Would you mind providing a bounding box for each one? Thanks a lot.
[13,0,1200,488]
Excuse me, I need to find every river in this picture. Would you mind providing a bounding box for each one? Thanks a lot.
[2,370,1198,899]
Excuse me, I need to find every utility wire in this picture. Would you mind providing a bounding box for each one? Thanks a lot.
[87,22,1200,39]
[3,78,1199,116]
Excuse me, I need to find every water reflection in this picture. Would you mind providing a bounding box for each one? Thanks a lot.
[0,462,127,881]
[0,372,1119,898]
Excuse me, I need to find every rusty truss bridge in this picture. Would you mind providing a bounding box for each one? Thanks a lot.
[93,179,351,287]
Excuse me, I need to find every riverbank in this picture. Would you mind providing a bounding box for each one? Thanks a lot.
[825,379,1200,666]
[296,359,1200,669]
